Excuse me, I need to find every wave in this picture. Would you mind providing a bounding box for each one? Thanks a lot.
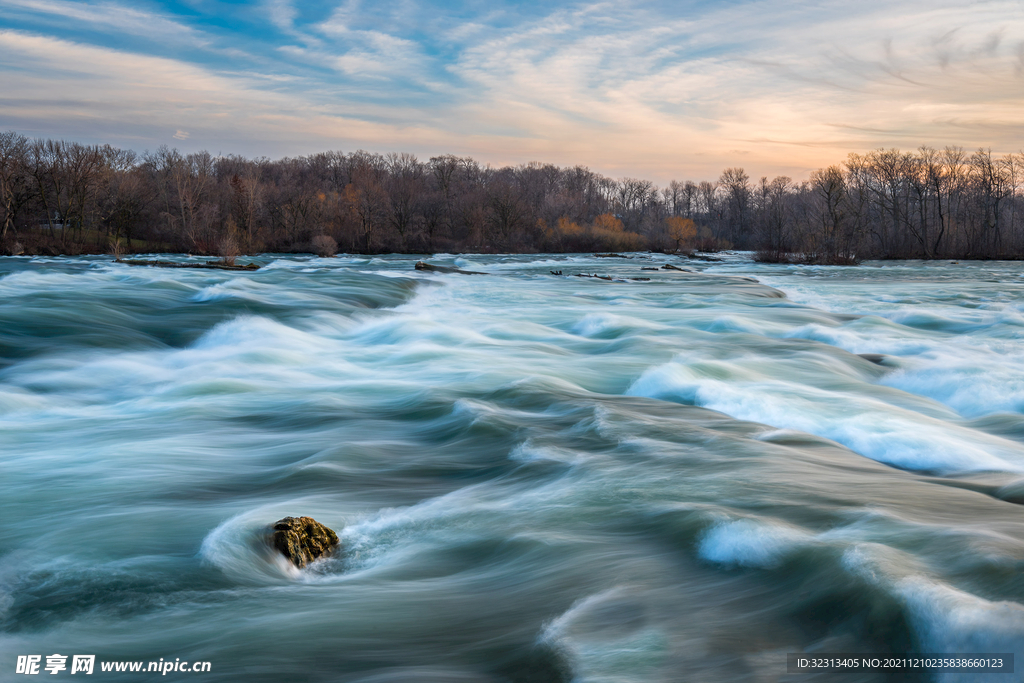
[5,254,1024,680]
[627,357,1024,474]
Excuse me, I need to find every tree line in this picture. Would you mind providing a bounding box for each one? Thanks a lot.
[1,130,1022,261]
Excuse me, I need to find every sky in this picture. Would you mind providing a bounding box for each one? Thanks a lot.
[1,0,1022,183]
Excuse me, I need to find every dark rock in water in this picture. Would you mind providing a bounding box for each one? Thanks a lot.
[119,258,259,271]
[686,252,723,262]
[641,266,659,271]
[661,264,690,271]
[414,261,486,275]
[271,516,339,568]
[593,252,630,258]
[858,353,887,365]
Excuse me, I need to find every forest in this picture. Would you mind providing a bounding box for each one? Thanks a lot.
[1,130,1023,262]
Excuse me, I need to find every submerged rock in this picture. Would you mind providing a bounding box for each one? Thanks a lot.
[686,253,723,262]
[118,258,259,271]
[270,516,339,568]
[414,261,486,275]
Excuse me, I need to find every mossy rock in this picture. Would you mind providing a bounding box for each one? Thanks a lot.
[270,516,339,568]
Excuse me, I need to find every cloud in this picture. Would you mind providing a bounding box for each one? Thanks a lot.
[265,0,296,33]
[173,130,190,140]
[0,0,1022,183]
[0,0,207,46]
[439,0,1024,178]
[0,29,466,155]
[315,6,434,83]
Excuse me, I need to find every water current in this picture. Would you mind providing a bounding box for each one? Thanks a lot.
[3,252,1024,682]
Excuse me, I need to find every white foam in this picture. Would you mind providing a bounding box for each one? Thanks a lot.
[697,518,811,568]
[842,544,1024,683]
[783,320,935,356]
[540,588,668,683]
[627,360,1024,474]
[898,577,1024,673]
[200,508,356,586]
[508,441,588,466]
[704,315,764,334]
[191,314,322,352]
[881,346,1024,418]
[199,512,301,584]
[190,280,264,302]
[571,313,660,338]
[258,258,318,270]
[754,266,1024,422]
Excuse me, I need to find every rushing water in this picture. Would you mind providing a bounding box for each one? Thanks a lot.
[2,253,1024,682]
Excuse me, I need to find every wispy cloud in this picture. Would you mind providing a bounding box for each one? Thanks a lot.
[0,0,207,46]
[0,0,1021,182]
[0,28,466,153]
[439,0,1024,177]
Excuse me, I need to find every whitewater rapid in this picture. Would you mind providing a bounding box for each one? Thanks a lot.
[2,253,1024,682]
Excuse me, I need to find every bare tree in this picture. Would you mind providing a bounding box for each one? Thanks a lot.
[98,146,150,249]
[486,172,527,250]
[385,152,422,249]
[3,129,1024,261]
[0,131,30,242]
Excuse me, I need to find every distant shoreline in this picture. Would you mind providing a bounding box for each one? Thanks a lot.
[3,131,1023,265]
[6,245,1024,265]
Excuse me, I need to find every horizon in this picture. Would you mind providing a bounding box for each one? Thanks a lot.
[4,128,1016,189]
[1,0,1022,185]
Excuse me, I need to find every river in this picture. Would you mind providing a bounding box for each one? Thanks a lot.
[2,253,1023,682]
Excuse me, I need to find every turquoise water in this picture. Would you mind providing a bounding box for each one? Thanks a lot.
[2,253,1024,682]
